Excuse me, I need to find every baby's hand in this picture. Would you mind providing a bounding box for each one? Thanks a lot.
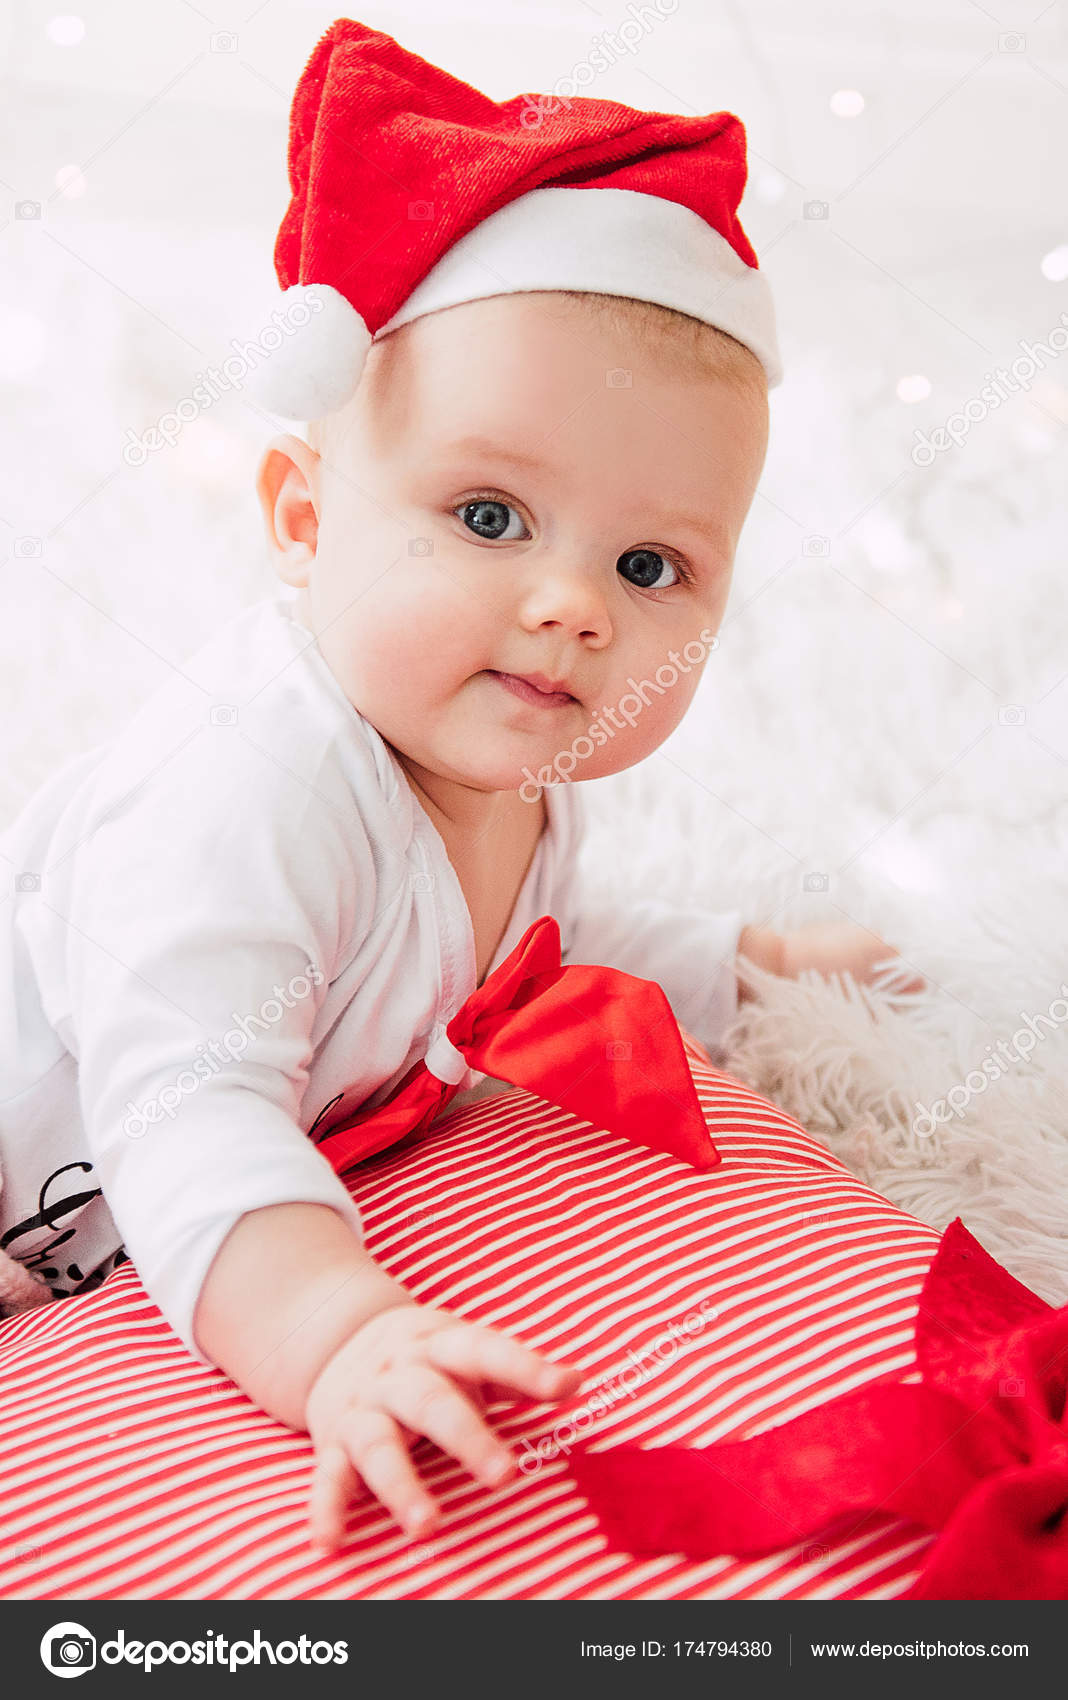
[303,1301,583,1550]
[780,921,926,994]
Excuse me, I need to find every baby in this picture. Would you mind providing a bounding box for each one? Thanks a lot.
[0,23,915,1553]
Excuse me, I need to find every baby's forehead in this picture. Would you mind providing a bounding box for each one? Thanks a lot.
[373,290,655,387]
[377,296,747,407]
[404,293,762,406]
[325,293,765,474]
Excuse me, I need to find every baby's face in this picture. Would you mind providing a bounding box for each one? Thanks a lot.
[259,292,768,801]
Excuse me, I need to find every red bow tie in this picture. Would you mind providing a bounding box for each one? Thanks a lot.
[311,914,720,1178]
[569,1218,1068,1599]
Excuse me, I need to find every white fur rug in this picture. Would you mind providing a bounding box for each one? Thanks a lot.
[723,946,1068,1308]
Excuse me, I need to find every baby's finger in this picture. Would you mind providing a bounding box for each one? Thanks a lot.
[872,953,927,995]
[339,1406,439,1538]
[307,1442,363,1552]
[425,1323,584,1403]
[383,1363,517,1489]
[457,1373,571,1409]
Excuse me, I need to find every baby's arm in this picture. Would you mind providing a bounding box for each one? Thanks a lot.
[62,726,579,1546]
[735,924,784,999]
[193,1203,412,1430]
[559,892,918,1044]
[737,922,925,998]
[194,1201,580,1548]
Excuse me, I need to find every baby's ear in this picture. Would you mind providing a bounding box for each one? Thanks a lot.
[255,433,320,587]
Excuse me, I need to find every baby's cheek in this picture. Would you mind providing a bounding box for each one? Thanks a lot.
[629,662,703,749]
[382,561,484,652]
[565,668,696,781]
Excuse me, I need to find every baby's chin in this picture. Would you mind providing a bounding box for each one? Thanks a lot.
[395,729,590,796]
[433,751,577,796]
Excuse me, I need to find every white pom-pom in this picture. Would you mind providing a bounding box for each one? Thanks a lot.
[243,283,371,421]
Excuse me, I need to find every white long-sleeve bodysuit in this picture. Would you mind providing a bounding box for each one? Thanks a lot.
[0,595,743,1362]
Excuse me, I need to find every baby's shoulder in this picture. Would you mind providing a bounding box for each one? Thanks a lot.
[72,599,403,871]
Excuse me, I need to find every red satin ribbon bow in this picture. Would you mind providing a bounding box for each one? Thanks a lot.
[311,913,719,1179]
[569,1218,1068,1599]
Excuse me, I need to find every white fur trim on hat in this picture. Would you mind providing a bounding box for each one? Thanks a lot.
[252,186,780,421]
[377,185,783,387]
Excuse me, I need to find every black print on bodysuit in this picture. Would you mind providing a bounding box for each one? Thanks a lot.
[307,1093,345,1146]
[0,1161,105,1294]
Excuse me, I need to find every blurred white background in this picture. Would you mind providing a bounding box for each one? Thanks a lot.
[2,0,1067,991]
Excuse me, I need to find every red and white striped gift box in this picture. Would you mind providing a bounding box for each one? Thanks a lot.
[0,1034,939,1600]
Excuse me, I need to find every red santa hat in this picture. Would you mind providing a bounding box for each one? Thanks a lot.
[254,17,782,421]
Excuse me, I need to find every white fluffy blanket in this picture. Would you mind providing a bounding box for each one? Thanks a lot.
[724,901,1068,1307]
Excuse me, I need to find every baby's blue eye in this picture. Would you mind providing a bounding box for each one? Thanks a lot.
[456,498,529,542]
[454,500,684,591]
[618,549,680,591]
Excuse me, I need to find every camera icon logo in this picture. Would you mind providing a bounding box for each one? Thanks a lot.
[15,536,42,558]
[210,30,238,52]
[802,535,830,557]
[605,368,632,388]
[803,200,829,221]
[998,1376,1025,1397]
[209,704,238,727]
[605,1040,632,1061]
[410,871,435,894]
[408,200,435,221]
[803,872,830,893]
[408,537,434,556]
[998,32,1025,52]
[15,200,42,221]
[997,704,1026,726]
[40,1622,97,1677]
[15,872,40,894]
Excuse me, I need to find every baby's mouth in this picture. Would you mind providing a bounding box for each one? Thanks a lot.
[485,671,577,709]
